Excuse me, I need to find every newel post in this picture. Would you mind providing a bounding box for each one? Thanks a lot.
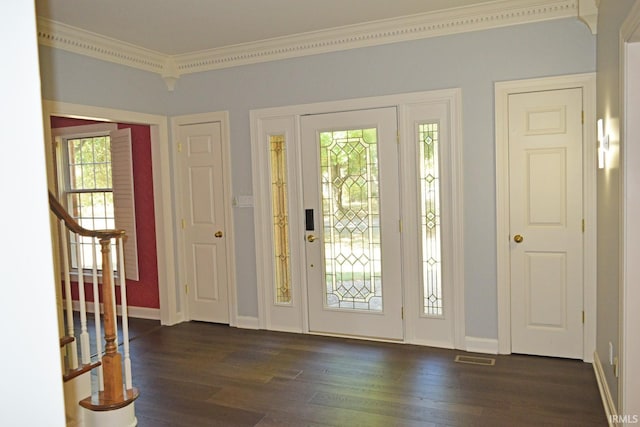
[99,236,124,402]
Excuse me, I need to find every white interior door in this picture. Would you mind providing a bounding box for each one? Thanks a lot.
[178,122,230,323]
[508,88,583,358]
[301,108,403,340]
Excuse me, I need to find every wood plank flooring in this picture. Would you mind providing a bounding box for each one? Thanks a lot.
[126,319,606,426]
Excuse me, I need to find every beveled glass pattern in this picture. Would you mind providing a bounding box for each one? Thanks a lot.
[269,135,292,304]
[419,123,443,316]
[320,128,382,311]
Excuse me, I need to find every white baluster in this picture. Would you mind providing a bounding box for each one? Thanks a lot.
[109,238,118,345]
[91,238,104,391]
[118,236,133,389]
[60,220,78,370]
[75,233,90,365]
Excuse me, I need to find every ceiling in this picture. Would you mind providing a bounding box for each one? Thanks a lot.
[34,0,502,55]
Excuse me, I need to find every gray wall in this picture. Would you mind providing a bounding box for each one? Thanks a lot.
[595,0,637,408]
[39,46,170,115]
[38,18,595,339]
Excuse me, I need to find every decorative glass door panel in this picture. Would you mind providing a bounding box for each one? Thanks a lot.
[418,123,443,317]
[301,108,403,340]
[320,128,382,312]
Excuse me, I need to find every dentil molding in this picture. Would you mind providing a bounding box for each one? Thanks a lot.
[37,0,594,91]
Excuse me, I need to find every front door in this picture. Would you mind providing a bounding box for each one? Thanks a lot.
[178,121,230,323]
[301,108,403,340]
[508,88,583,358]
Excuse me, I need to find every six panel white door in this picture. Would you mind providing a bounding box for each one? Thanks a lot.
[301,108,403,340]
[508,88,583,358]
[179,122,230,323]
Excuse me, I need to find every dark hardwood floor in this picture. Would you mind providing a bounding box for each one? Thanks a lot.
[124,319,606,426]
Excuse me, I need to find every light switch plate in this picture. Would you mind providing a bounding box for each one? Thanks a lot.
[609,341,614,365]
[235,195,254,208]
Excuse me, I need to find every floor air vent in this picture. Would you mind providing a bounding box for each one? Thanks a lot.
[454,355,495,366]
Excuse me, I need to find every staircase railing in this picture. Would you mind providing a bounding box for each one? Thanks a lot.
[49,191,138,411]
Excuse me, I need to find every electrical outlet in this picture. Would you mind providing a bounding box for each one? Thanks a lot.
[609,342,614,365]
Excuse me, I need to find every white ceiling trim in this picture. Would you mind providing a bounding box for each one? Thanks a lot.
[38,18,167,74]
[37,0,587,91]
[175,0,578,73]
[577,0,598,34]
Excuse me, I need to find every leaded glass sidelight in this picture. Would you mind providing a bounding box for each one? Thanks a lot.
[419,123,443,317]
[269,135,292,304]
[319,128,382,312]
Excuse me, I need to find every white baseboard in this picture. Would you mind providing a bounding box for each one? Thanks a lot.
[465,336,499,354]
[235,315,260,330]
[126,306,160,320]
[267,325,304,334]
[69,300,160,320]
[407,338,455,349]
[593,351,616,427]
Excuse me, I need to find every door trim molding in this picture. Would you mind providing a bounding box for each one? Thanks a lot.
[251,89,465,348]
[619,4,640,415]
[171,111,237,326]
[494,73,597,361]
[41,101,179,325]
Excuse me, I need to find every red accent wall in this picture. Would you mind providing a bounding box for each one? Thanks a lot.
[51,117,160,309]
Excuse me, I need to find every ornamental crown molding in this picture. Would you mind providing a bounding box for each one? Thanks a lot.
[37,18,167,74]
[37,0,591,91]
[577,0,599,34]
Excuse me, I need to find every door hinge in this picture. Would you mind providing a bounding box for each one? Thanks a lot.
[397,131,400,144]
[181,218,186,229]
[185,284,189,295]
[177,142,183,153]
[581,111,584,124]
[399,220,403,233]
[582,310,585,324]
[582,219,585,233]
[401,306,404,320]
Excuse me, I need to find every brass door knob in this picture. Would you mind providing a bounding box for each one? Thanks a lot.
[215,231,223,238]
[307,234,317,242]
[513,234,524,243]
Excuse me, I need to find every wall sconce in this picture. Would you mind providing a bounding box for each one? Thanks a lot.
[597,118,610,169]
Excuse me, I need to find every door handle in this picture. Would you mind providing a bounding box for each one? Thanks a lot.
[513,234,524,243]
[215,231,223,238]
[307,234,317,242]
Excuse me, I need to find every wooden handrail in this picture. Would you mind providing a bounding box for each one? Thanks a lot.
[48,191,124,240]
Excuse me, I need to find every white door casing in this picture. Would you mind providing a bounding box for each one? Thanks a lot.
[176,118,233,324]
[301,108,403,340]
[252,116,306,333]
[620,6,640,416]
[42,101,177,325]
[495,74,597,361]
[400,99,464,349]
[251,89,464,347]
[508,88,583,359]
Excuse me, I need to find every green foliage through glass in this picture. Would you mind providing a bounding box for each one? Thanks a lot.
[319,128,382,312]
[65,135,116,272]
